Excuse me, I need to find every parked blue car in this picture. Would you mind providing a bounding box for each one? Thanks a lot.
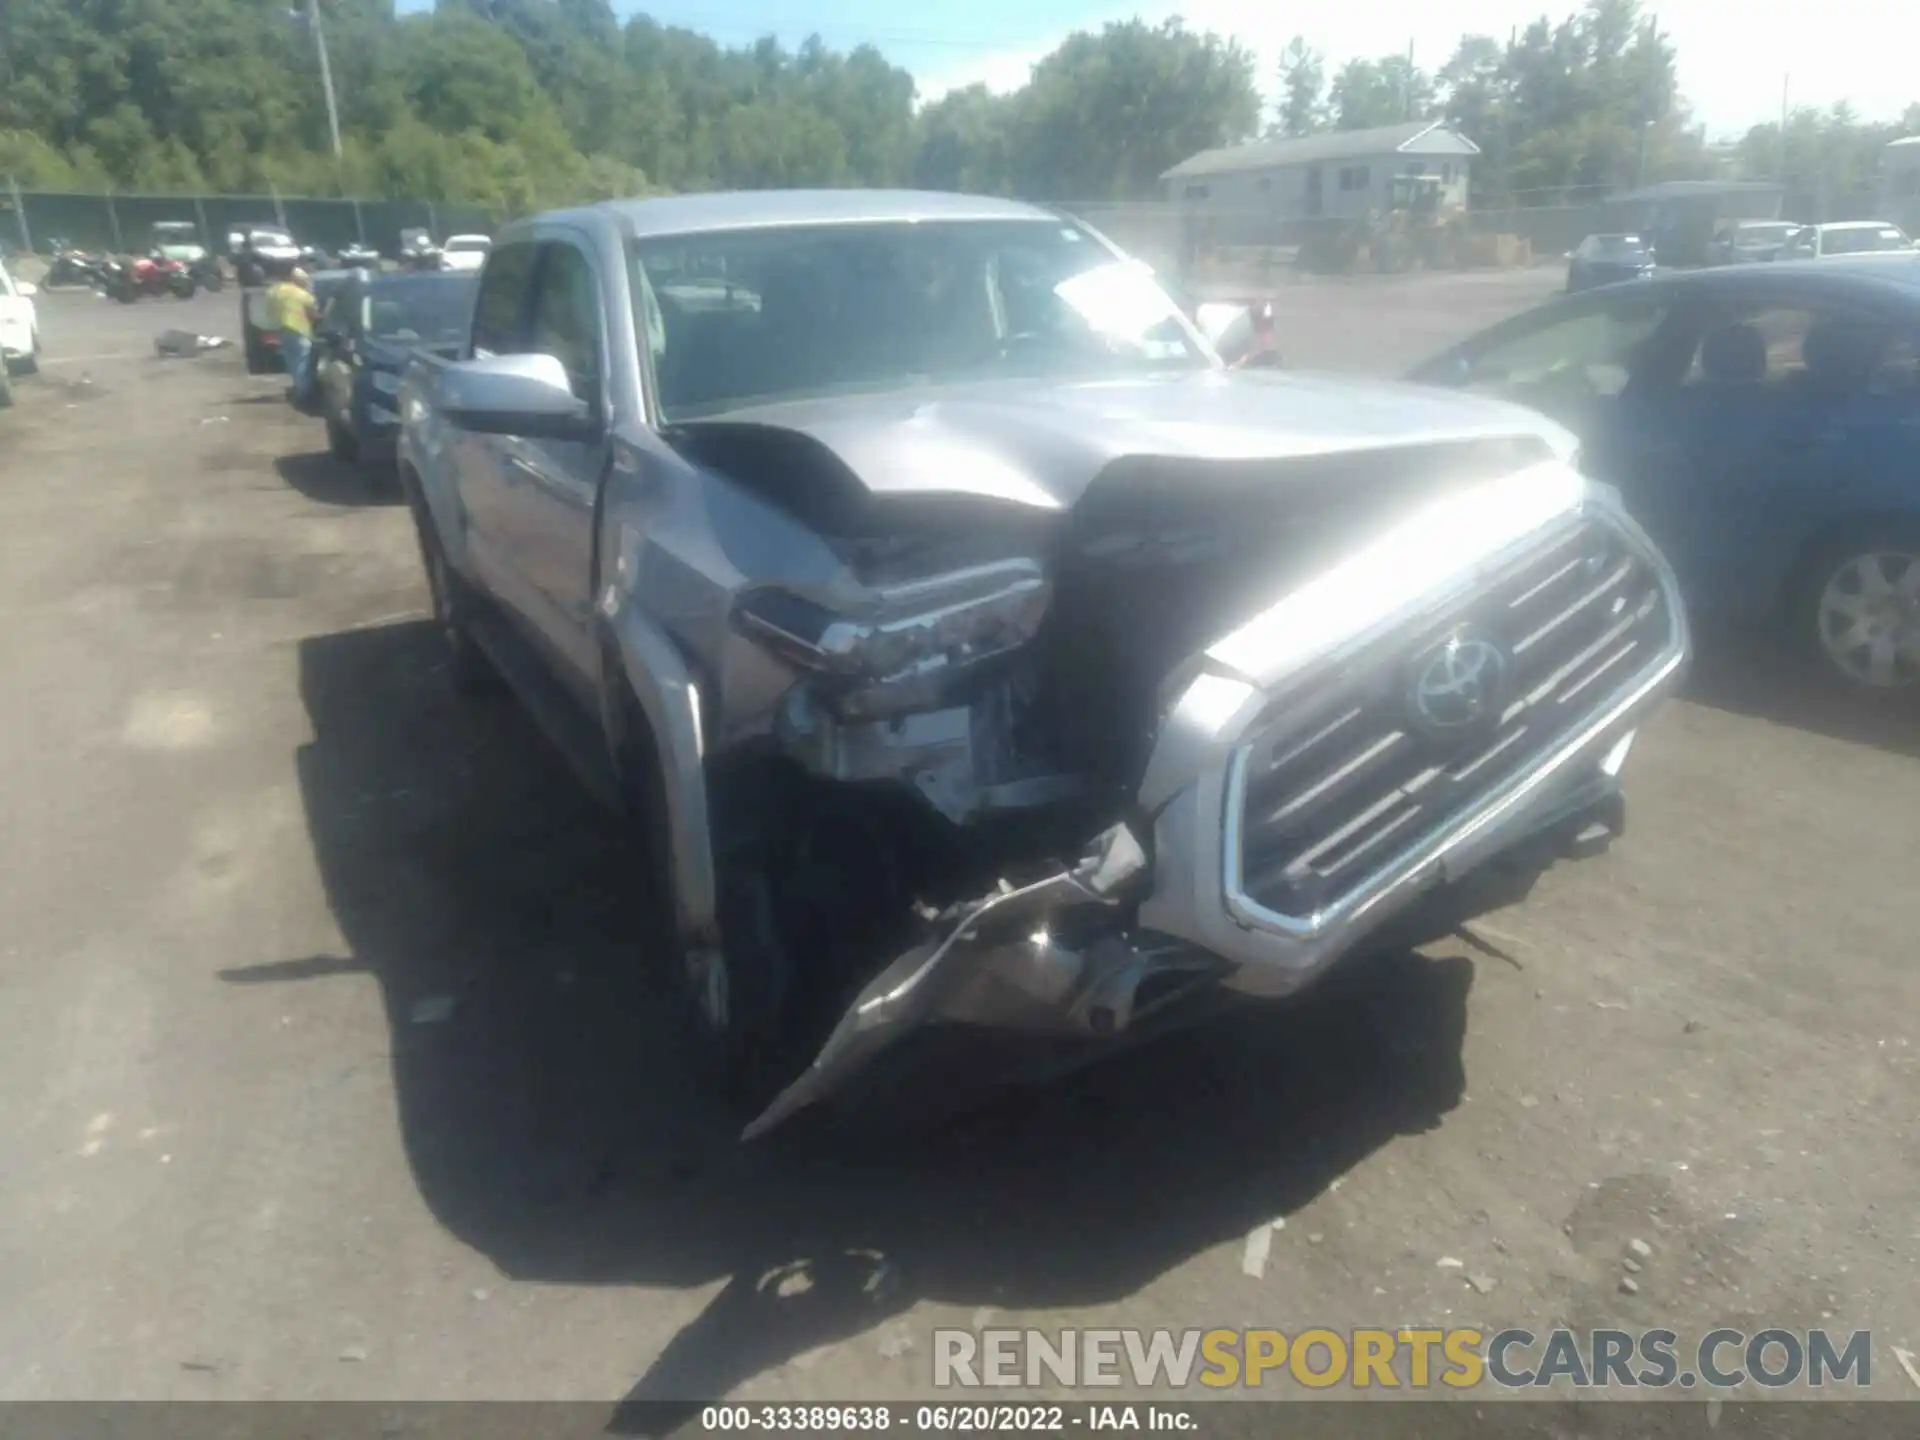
[309,270,478,474]
[1565,233,1656,292]
[1411,256,1920,693]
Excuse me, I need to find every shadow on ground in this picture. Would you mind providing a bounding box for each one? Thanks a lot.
[237,621,1474,1422]
[1682,624,1920,761]
[274,450,402,507]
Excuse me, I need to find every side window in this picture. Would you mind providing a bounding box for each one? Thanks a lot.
[1680,307,1812,389]
[1462,300,1672,402]
[471,242,537,356]
[1681,305,1894,397]
[527,242,603,409]
[318,289,355,336]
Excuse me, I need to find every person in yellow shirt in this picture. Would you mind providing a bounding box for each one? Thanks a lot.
[267,268,320,403]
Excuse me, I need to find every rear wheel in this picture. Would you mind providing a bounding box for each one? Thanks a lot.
[1798,525,1920,693]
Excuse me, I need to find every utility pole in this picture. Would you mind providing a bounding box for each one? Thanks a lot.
[300,0,344,163]
[1778,73,1789,183]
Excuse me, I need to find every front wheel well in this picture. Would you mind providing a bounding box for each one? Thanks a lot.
[1780,510,1920,622]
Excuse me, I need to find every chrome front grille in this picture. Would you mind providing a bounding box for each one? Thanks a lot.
[1233,515,1674,922]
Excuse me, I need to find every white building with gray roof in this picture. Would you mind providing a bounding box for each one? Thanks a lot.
[1161,120,1480,224]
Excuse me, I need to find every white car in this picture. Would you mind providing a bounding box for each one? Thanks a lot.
[437,235,492,273]
[1780,221,1919,260]
[0,256,40,405]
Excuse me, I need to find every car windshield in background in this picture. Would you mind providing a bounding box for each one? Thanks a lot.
[367,278,476,342]
[1734,224,1796,245]
[630,219,1208,421]
[1584,236,1647,260]
[1826,227,1911,255]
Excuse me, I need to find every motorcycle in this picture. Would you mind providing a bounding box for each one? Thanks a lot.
[100,253,198,303]
[46,242,107,290]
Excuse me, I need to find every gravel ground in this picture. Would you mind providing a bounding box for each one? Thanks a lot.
[1,277,1917,1419]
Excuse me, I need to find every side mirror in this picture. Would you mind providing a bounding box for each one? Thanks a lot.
[16,281,37,298]
[441,352,595,439]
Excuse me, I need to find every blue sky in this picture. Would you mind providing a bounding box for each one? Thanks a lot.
[392,0,1919,140]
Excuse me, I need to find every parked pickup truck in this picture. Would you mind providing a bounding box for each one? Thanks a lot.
[398,190,1689,1138]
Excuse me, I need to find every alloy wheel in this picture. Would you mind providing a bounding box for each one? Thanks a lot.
[1816,550,1920,689]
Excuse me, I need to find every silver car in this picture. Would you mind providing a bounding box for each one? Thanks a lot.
[398,191,1689,1137]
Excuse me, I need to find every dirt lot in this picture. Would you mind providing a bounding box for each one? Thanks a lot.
[2,277,1918,1419]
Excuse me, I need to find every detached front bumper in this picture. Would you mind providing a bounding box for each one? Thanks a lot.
[744,471,1690,1139]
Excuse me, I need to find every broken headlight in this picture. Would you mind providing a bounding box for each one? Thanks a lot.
[735,559,1050,715]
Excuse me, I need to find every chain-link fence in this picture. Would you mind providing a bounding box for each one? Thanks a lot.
[1058,199,1600,285]
[1,181,496,260]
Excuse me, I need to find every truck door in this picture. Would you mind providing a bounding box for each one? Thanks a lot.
[491,236,610,699]
[449,240,544,622]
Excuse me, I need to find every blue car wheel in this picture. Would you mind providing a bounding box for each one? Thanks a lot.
[1800,525,1920,692]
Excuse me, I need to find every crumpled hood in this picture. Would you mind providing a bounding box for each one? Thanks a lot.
[681,370,1577,510]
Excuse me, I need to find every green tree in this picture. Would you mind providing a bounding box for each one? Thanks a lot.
[913,85,1013,193]
[1008,19,1260,199]
[1330,55,1434,131]
[1271,37,1326,137]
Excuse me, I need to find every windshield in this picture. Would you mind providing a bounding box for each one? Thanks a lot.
[366,278,477,342]
[630,219,1209,421]
[1733,224,1796,244]
[1825,226,1911,255]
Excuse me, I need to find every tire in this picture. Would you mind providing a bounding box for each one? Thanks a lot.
[679,844,800,1105]
[326,411,357,463]
[18,334,38,376]
[1795,522,1920,693]
[406,478,496,698]
[0,365,13,409]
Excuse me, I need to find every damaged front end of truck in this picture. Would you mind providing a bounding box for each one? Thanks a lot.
[637,398,1689,1141]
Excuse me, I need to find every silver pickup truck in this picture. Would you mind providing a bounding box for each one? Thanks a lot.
[397,190,1689,1138]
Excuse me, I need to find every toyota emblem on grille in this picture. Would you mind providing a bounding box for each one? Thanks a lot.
[1408,629,1509,734]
